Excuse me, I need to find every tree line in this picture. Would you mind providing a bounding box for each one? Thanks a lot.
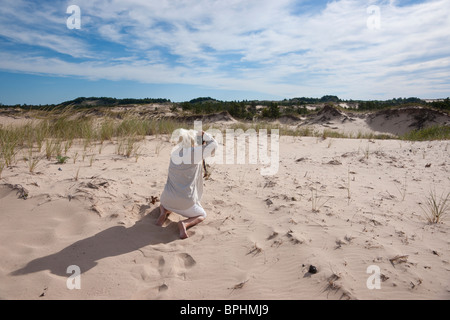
[1,96,448,118]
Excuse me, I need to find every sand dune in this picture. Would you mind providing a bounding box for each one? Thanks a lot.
[366,107,450,136]
[1,125,449,299]
[291,105,450,137]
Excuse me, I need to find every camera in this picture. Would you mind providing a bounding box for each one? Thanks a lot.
[196,132,204,146]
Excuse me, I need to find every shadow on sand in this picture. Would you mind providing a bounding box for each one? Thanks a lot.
[10,207,179,277]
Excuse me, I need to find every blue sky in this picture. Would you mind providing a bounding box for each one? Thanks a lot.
[0,0,449,105]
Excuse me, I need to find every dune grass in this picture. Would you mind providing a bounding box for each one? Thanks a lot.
[401,125,450,141]
[0,107,188,171]
[228,122,393,140]
[0,160,5,179]
[1,107,448,175]
[229,121,449,141]
[420,189,450,224]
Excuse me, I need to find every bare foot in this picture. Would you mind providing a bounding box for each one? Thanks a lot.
[178,221,189,239]
[177,216,205,239]
[156,205,171,226]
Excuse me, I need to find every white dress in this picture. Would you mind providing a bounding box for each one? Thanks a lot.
[160,132,218,218]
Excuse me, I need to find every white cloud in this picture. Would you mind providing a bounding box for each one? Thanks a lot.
[0,0,449,99]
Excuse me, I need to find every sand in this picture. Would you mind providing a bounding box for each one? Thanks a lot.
[0,108,449,300]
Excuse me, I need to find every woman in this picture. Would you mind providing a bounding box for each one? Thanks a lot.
[157,129,218,239]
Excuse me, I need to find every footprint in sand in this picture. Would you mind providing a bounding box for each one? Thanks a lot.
[212,199,225,206]
[158,256,165,274]
[158,283,168,292]
[177,253,196,269]
[155,253,195,279]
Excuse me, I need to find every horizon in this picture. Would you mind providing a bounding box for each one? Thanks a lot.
[1,0,449,105]
[2,94,447,107]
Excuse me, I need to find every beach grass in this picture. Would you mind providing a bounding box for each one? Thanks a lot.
[228,122,394,140]
[401,125,450,141]
[0,107,187,168]
[420,189,450,224]
[1,107,449,172]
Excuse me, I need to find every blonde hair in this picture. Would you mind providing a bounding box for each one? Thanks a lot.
[176,129,198,148]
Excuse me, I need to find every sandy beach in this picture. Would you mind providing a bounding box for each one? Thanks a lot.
[0,106,449,300]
